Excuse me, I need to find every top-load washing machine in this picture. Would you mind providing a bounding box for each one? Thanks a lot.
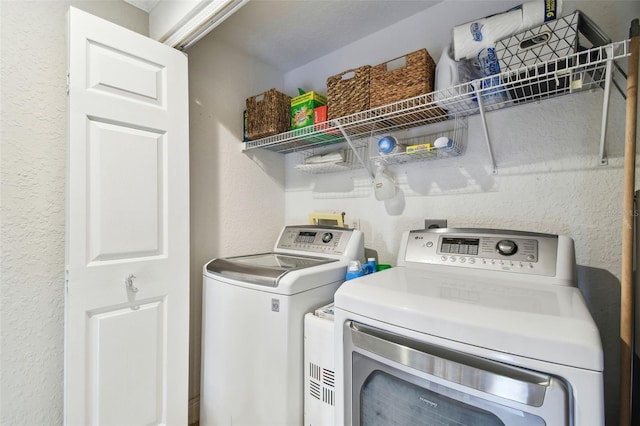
[334,228,604,426]
[200,225,364,426]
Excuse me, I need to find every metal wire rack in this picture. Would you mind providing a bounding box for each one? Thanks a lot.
[243,40,630,169]
[371,115,467,165]
[294,145,368,174]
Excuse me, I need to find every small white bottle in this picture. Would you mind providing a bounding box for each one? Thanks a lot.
[372,161,397,201]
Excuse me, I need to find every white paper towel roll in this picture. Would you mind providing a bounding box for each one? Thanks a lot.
[452,0,563,61]
[522,0,563,28]
[453,8,523,60]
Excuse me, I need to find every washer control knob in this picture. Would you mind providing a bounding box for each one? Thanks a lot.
[496,240,518,256]
[321,232,333,243]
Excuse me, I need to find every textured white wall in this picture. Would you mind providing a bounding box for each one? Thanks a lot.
[186,33,286,420]
[283,1,640,424]
[1,0,637,424]
[0,1,147,424]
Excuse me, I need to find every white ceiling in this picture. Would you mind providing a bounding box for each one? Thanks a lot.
[124,0,160,13]
[203,0,442,70]
[123,0,442,70]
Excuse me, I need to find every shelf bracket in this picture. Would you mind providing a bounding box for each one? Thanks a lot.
[475,93,498,174]
[598,46,615,166]
[332,119,375,178]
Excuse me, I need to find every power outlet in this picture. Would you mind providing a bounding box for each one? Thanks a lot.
[425,219,447,229]
[350,218,360,230]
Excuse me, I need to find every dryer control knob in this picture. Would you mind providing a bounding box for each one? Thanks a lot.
[322,232,333,243]
[496,240,518,256]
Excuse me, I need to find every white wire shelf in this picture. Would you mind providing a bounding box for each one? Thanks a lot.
[371,116,467,165]
[243,40,630,159]
[294,145,368,174]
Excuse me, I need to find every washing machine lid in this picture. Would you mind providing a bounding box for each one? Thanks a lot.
[334,267,603,371]
[206,252,337,287]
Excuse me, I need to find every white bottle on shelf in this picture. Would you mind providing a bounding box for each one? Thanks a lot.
[372,161,397,201]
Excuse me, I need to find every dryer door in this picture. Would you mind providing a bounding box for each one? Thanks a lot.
[344,321,571,426]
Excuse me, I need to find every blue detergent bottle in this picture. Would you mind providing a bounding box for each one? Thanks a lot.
[363,258,377,274]
[345,260,364,281]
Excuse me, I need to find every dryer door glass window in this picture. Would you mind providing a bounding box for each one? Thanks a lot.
[352,353,548,426]
[361,370,504,426]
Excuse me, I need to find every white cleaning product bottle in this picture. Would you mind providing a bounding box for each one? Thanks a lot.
[373,161,397,201]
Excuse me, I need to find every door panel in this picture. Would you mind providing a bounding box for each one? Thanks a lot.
[66,7,188,425]
[88,119,165,262]
[88,299,166,425]
[88,40,165,105]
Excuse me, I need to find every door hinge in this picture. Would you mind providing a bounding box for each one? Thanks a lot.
[66,71,70,95]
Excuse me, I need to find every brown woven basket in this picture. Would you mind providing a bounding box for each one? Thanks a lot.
[246,88,291,139]
[369,49,436,108]
[326,65,371,120]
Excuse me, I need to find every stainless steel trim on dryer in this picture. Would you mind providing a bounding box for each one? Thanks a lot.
[348,321,560,407]
[344,320,573,425]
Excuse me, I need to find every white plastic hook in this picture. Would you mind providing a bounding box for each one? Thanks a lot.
[125,274,138,293]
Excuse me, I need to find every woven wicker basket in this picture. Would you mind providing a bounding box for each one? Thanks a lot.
[369,49,436,108]
[246,88,291,139]
[326,65,371,120]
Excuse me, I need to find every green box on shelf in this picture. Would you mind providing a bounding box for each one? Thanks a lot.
[291,91,327,130]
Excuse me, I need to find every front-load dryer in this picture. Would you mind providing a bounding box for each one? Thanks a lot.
[334,228,603,426]
[200,225,364,426]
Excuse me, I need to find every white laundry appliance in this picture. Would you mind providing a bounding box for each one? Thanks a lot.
[334,228,604,426]
[201,225,364,426]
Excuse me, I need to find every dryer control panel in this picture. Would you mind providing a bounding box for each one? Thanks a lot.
[399,228,570,279]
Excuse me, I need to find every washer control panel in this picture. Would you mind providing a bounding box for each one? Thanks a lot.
[402,229,559,277]
[276,226,350,255]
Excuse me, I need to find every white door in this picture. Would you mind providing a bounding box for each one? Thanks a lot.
[65,7,189,425]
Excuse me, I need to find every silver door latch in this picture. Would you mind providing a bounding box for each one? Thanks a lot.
[125,274,138,293]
